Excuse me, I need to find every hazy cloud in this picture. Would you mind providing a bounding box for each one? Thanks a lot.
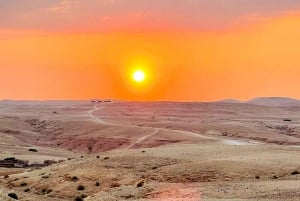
[1,0,300,31]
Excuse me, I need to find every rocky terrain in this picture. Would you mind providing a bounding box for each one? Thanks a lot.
[0,99,300,200]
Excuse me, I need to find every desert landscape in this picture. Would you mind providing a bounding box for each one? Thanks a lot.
[0,98,300,201]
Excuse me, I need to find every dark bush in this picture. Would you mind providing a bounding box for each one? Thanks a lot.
[291,170,300,175]
[136,180,144,188]
[95,182,100,186]
[4,175,9,179]
[272,175,278,179]
[24,188,30,192]
[255,175,260,179]
[74,197,83,201]
[28,148,38,152]
[20,182,27,187]
[104,157,109,160]
[77,185,85,191]
[8,192,18,200]
[81,194,87,198]
[72,176,79,181]
[96,156,100,159]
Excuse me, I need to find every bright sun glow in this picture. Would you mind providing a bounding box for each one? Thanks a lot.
[133,70,145,83]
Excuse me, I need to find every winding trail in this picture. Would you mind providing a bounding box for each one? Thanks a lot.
[126,128,160,149]
[87,104,262,149]
[88,105,107,125]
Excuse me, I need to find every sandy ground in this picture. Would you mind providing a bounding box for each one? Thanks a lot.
[0,100,299,201]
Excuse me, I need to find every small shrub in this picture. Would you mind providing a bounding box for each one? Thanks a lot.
[74,197,83,201]
[255,175,260,179]
[77,185,85,191]
[4,175,9,179]
[7,192,18,200]
[272,175,278,179]
[81,194,87,198]
[28,148,38,152]
[95,182,100,186]
[42,175,49,179]
[136,180,144,188]
[104,157,109,160]
[72,176,79,181]
[24,188,30,192]
[291,170,300,175]
[96,156,100,159]
[152,167,158,170]
[20,182,28,187]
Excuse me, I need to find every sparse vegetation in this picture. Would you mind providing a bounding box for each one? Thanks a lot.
[88,145,93,153]
[28,148,38,152]
[20,182,27,187]
[77,185,85,191]
[7,192,18,200]
[291,170,300,175]
[72,176,79,181]
[255,175,260,179]
[4,175,9,179]
[136,180,144,188]
[104,157,109,160]
[96,155,100,159]
[24,188,30,192]
[74,197,83,201]
[95,182,100,186]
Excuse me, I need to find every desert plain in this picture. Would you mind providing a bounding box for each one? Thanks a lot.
[0,98,300,201]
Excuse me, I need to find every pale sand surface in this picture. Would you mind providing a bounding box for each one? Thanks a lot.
[0,100,299,200]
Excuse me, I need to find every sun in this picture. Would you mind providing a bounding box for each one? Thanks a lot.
[132,70,145,83]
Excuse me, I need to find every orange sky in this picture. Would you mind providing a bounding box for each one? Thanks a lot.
[1,1,300,101]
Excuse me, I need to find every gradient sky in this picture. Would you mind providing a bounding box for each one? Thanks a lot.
[1,0,300,101]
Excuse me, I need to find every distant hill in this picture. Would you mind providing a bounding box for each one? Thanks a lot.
[218,99,242,104]
[246,97,300,107]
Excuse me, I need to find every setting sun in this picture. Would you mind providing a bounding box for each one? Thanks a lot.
[132,70,145,83]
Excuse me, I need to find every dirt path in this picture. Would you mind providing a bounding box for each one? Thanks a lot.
[87,104,261,148]
[126,128,160,149]
[88,105,107,124]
